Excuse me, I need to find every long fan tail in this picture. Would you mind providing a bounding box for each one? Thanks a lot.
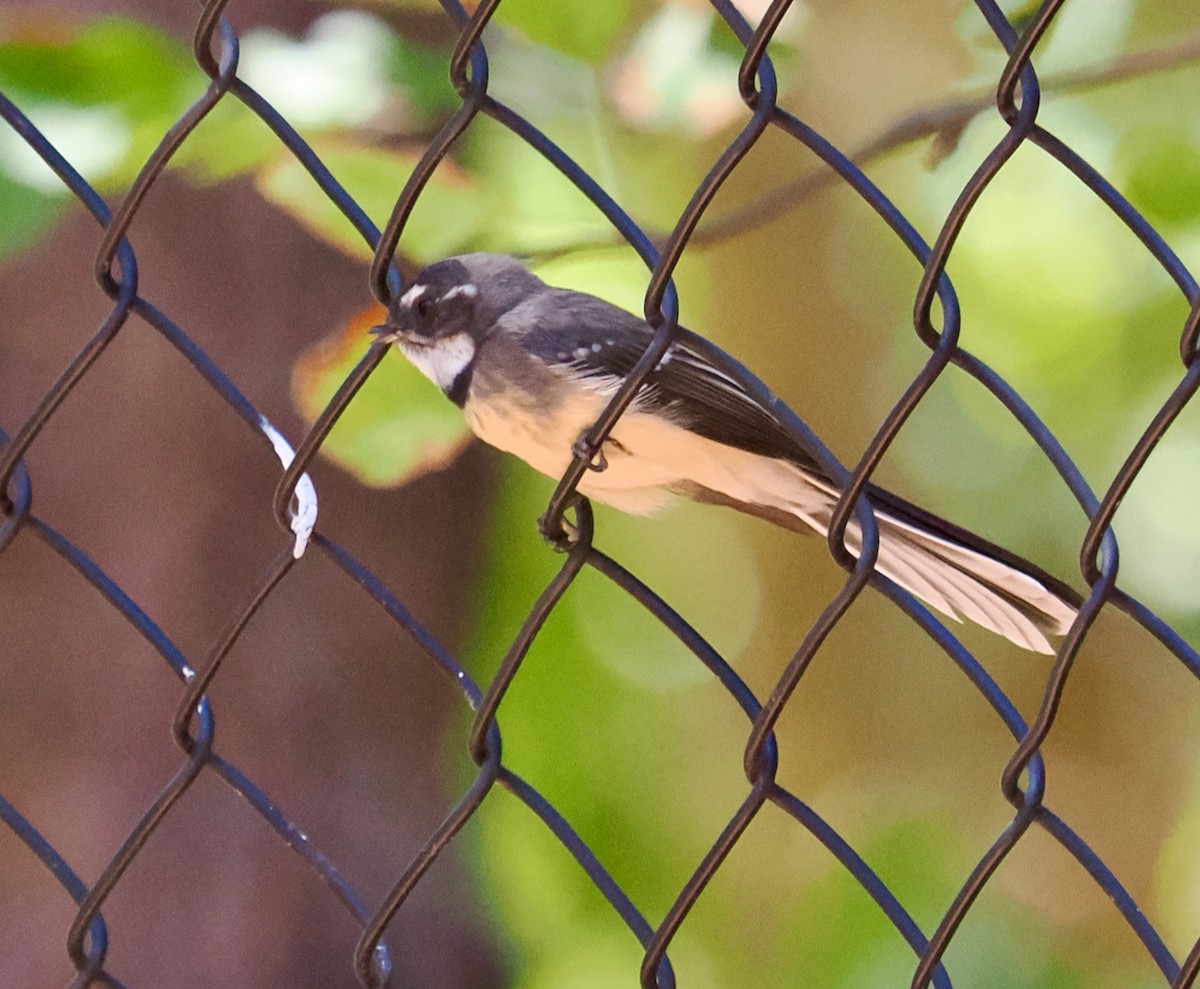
[865,509,1078,653]
[768,472,1080,654]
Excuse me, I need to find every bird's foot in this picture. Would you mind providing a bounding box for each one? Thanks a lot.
[572,432,608,473]
[538,509,580,551]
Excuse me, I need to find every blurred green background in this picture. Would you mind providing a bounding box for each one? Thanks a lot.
[1,1,1198,987]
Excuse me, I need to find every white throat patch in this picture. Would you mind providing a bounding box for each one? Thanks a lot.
[399,333,476,393]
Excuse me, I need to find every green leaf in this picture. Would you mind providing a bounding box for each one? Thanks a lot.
[0,16,200,189]
[1120,129,1200,227]
[0,16,193,119]
[492,0,634,64]
[256,141,483,262]
[170,98,289,184]
[291,307,471,487]
[955,0,1133,82]
[463,117,624,255]
[387,35,460,120]
[0,169,66,258]
[775,818,955,987]
[563,503,761,692]
[1110,425,1200,617]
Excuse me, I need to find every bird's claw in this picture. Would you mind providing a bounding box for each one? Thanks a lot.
[538,510,580,552]
[573,433,607,473]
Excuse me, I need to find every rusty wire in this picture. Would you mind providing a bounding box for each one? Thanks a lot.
[1,0,1199,987]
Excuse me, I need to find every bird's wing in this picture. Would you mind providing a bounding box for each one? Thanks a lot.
[506,288,827,475]
[499,288,1083,645]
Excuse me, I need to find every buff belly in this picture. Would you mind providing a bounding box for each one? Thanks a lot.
[462,387,824,518]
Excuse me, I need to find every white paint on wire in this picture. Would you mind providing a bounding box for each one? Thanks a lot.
[259,415,318,559]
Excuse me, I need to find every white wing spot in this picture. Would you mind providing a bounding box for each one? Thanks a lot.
[591,342,603,353]
[574,346,591,359]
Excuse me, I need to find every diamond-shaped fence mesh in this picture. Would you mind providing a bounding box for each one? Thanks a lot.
[1,1,1198,987]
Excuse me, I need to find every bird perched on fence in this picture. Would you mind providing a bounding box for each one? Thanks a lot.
[372,252,1078,653]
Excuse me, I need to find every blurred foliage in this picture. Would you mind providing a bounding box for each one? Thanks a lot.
[259,142,483,262]
[0,16,196,192]
[2,1,1199,987]
[291,305,472,485]
[491,0,635,64]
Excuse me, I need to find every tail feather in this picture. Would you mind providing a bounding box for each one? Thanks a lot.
[870,516,1075,653]
[672,465,1079,653]
[772,471,1079,654]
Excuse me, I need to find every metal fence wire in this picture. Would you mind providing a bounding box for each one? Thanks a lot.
[1,0,1199,987]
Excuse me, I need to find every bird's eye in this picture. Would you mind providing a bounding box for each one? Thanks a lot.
[416,296,435,318]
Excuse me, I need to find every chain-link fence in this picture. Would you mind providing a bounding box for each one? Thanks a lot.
[1,1,1198,987]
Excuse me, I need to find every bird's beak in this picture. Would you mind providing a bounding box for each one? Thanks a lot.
[369,322,401,345]
[371,299,422,345]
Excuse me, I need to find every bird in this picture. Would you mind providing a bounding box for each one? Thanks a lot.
[372,252,1079,653]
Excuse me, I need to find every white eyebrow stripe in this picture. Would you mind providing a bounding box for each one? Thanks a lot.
[441,283,477,301]
[399,283,427,307]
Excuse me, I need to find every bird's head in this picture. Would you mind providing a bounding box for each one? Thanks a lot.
[372,253,544,400]
[374,254,544,400]
[374,253,541,347]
